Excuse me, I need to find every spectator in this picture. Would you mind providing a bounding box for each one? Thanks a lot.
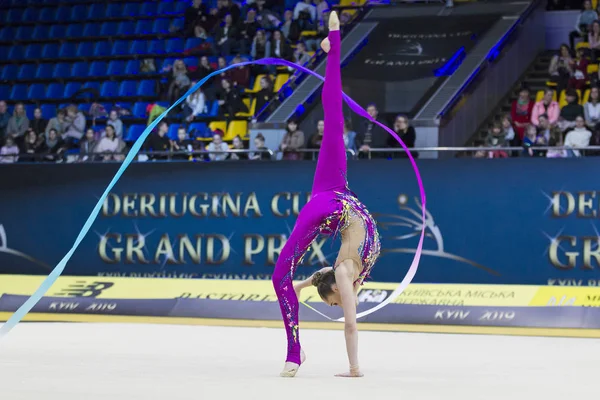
[63,105,86,143]
[486,122,506,148]
[293,42,311,67]
[172,127,194,160]
[140,58,156,73]
[79,128,97,162]
[281,9,301,42]
[184,88,207,122]
[294,0,317,22]
[255,0,281,29]
[193,24,209,40]
[588,20,600,62]
[531,89,560,126]
[185,0,210,34]
[569,0,597,49]
[107,110,123,139]
[569,47,588,90]
[217,0,241,24]
[584,86,600,126]
[44,128,66,162]
[167,60,191,103]
[280,118,305,160]
[548,44,573,93]
[538,114,562,143]
[559,88,584,130]
[343,118,357,153]
[252,133,272,160]
[7,103,30,141]
[254,76,274,115]
[227,56,251,88]
[207,131,230,161]
[271,30,292,61]
[30,108,47,137]
[215,14,241,56]
[21,129,44,162]
[511,88,534,141]
[587,125,600,156]
[218,79,248,118]
[565,115,592,156]
[144,121,171,160]
[241,8,260,51]
[305,10,329,51]
[522,124,543,157]
[501,114,517,146]
[95,125,125,162]
[45,109,67,139]
[251,29,272,61]
[391,114,417,159]
[189,56,214,82]
[0,135,19,163]
[546,134,568,158]
[308,120,325,150]
[355,104,387,159]
[229,135,249,160]
[0,101,9,143]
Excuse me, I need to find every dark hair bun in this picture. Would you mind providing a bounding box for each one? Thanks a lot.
[312,271,323,287]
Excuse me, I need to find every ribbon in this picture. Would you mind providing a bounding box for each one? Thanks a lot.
[0,57,425,337]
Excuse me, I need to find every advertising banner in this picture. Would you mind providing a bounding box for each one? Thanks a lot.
[1,159,600,286]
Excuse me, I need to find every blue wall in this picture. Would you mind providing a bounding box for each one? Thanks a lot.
[1,159,599,286]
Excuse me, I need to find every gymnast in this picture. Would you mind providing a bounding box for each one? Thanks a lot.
[272,11,381,379]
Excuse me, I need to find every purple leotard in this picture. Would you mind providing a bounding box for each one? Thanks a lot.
[271,29,381,365]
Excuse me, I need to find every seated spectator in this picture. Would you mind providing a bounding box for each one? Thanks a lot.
[486,122,506,148]
[316,0,329,23]
[569,0,597,49]
[217,0,241,24]
[79,128,97,162]
[144,121,171,160]
[584,86,600,126]
[308,120,325,150]
[305,10,329,51]
[501,114,517,146]
[30,108,47,138]
[21,129,44,162]
[391,114,417,159]
[215,14,241,56]
[227,56,251,88]
[293,42,311,67]
[281,9,301,42]
[193,24,209,40]
[294,0,317,22]
[184,88,207,122]
[559,89,584,130]
[7,103,30,142]
[251,29,272,61]
[241,8,260,51]
[343,118,357,153]
[531,89,560,126]
[511,87,533,141]
[64,105,86,143]
[255,0,281,30]
[184,0,210,35]
[569,47,588,90]
[548,44,573,93]
[218,79,248,118]
[565,115,592,156]
[107,110,123,139]
[229,135,249,160]
[207,131,229,161]
[45,109,67,139]
[546,134,568,158]
[140,59,156,73]
[280,118,305,160]
[0,101,9,143]
[95,125,126,162]
[538,114,562,143]
[251,132,272,160]
[271,30,292,61]
[172,127,194,160]
[166,60,191,103]
[355,104,387,159]
[44,128,66,162]
[254,76,274,115]
[189,56,214,82]
[588,20,600,62]
[0,135,19,163]
[522,124,544,157]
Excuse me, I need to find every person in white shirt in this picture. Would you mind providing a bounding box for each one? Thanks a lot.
[564,115,592,157]
[206,131,229,161]
[294,0,316,22]
[107,110,123,138]
[184,89,207,122]
[584,86,600,127]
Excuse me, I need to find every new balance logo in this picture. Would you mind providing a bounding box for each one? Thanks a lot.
[54,281,114,298]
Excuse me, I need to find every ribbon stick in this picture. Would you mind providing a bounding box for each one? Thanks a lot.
[0,58,425,337]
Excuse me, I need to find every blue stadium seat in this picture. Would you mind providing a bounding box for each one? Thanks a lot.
[185,38,204,51]
[6,8,24,22]
[41,104,56,120]
[77,42,94,57]
[1,65,18,81]
[117,21,136,36]
[158,2,175,15]
[132,102,149,118]
[46,83,65,99]
[39,7,56,21]
[184,56,199,68]
[36,64,54,79]
[83,81,101,92]
[189,122,208,138]
[28,84,47,100]
[141,2,159,15]
[55,7,71,22]
[100,22,118,36]
[135,20,153,35]
[94,41,112,57]
[125,60,139,75]
[0,46,9,61]
[100,81,119,97]
[90,61,108,76]
[119,81,137,97]
[42,43,59,58]
[52,63,71,78]
[71,62,88,77]
[18,64,36,80]
[87,3,104,19]
[174,2,188,13]
[168,124,181,140]
[8,46,25,60]
[171,18,184,32]
[125,125,146,142]
[15,26,34,41]
[32,25,49,40]
[148,40,166,54]
[49,25,67,38]
[166,39,184,53]
[22,7,39,21]
[107,60,126,76]
[209,101,219,117]
[106,3,122,17]
[159,58,176,70]
[66,24,85,38]
[131,40,148,55]
[64,82,82,98]
[0,85,9,99]
[0,27,14,41]
[153,19,171,34]
[112,40,130,56]
[24,105,36,119]
[25,44,42,59]
[123,3,142,17]
[70,5,87,21]
[82,22,100,37]
[138,80,156,96]
[59,42,77,58]
[10,84,28,101]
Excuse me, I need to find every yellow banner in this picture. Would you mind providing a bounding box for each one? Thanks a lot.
[6,274,600,307]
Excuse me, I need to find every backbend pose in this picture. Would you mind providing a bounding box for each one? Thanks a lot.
[272,11,381,378]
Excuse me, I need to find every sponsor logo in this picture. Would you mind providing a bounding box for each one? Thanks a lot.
[54,281,114,298]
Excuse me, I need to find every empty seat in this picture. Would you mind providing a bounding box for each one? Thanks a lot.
[15,26,34,40]
[90,61,108,76]
[10,84,28,101]
[170,18,185,32]
[28,83,47,100]
[125,60,140,75]
[1,65,18,81]
[125,125,146,142]
[208,101,219,117]
[158,2,176,14]
[22,7,40,21]
[87,3,104,19]
[94,41,112,57]
[8,45,25,60]
[70,5,87,20]
[138,80,156,96]
[6,8,24,22]
[100,22,118,36]
[107,60,126,76]
[208,121,227,135]
[82,81,101,92]
[185,38,205,51]
[135,20,153,35]
[141,2,159,15]
[148,40,166,54]
[117,21,136,36]
[0,46,9,61]
[59,42,77,58]
[119,81,137,97]
[123,3,142,17]
[274,74,290,92]
[52,62,71,78]
[112,40,130,56]
[77,42,94,57]
[189,122,208,138]
[55,7,71,21]
[132,102,149,118]
[224,121,248,141]
[64,82,82,98]
[66,24,85,38]
[42,43,59,58]
[39,7,56,21]
[174,2,188,13]
[82,22,101,37]
[47,83,65,99]
[0,85,9,99]
[131,40,148,54]
[184,56,199,67]
[168,124,181,140]
[25,44,42,59]
[49,25,67,38]
[32,25,49,40]
[35,63,54,79]
[106,3,122,17]
[0,27,14,41]
[71,62,88,77]
[100,81,119,97]
[41,104,56,120]
[166,38,184,53]
[18,64,36,80]
[153,19,171,34]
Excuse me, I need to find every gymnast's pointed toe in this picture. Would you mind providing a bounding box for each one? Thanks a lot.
[329,11,340,31]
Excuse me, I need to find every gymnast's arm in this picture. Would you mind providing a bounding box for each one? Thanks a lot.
[335,264,363,377]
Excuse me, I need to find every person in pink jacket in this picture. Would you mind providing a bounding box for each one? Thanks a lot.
[531,89,560,126]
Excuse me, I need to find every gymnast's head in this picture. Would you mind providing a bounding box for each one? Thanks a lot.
[312,270,342,307]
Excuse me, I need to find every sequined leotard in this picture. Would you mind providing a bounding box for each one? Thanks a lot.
[271,29,381,366]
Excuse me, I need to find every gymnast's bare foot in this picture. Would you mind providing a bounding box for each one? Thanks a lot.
[280,349,306,377]
[320,11,340,53]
